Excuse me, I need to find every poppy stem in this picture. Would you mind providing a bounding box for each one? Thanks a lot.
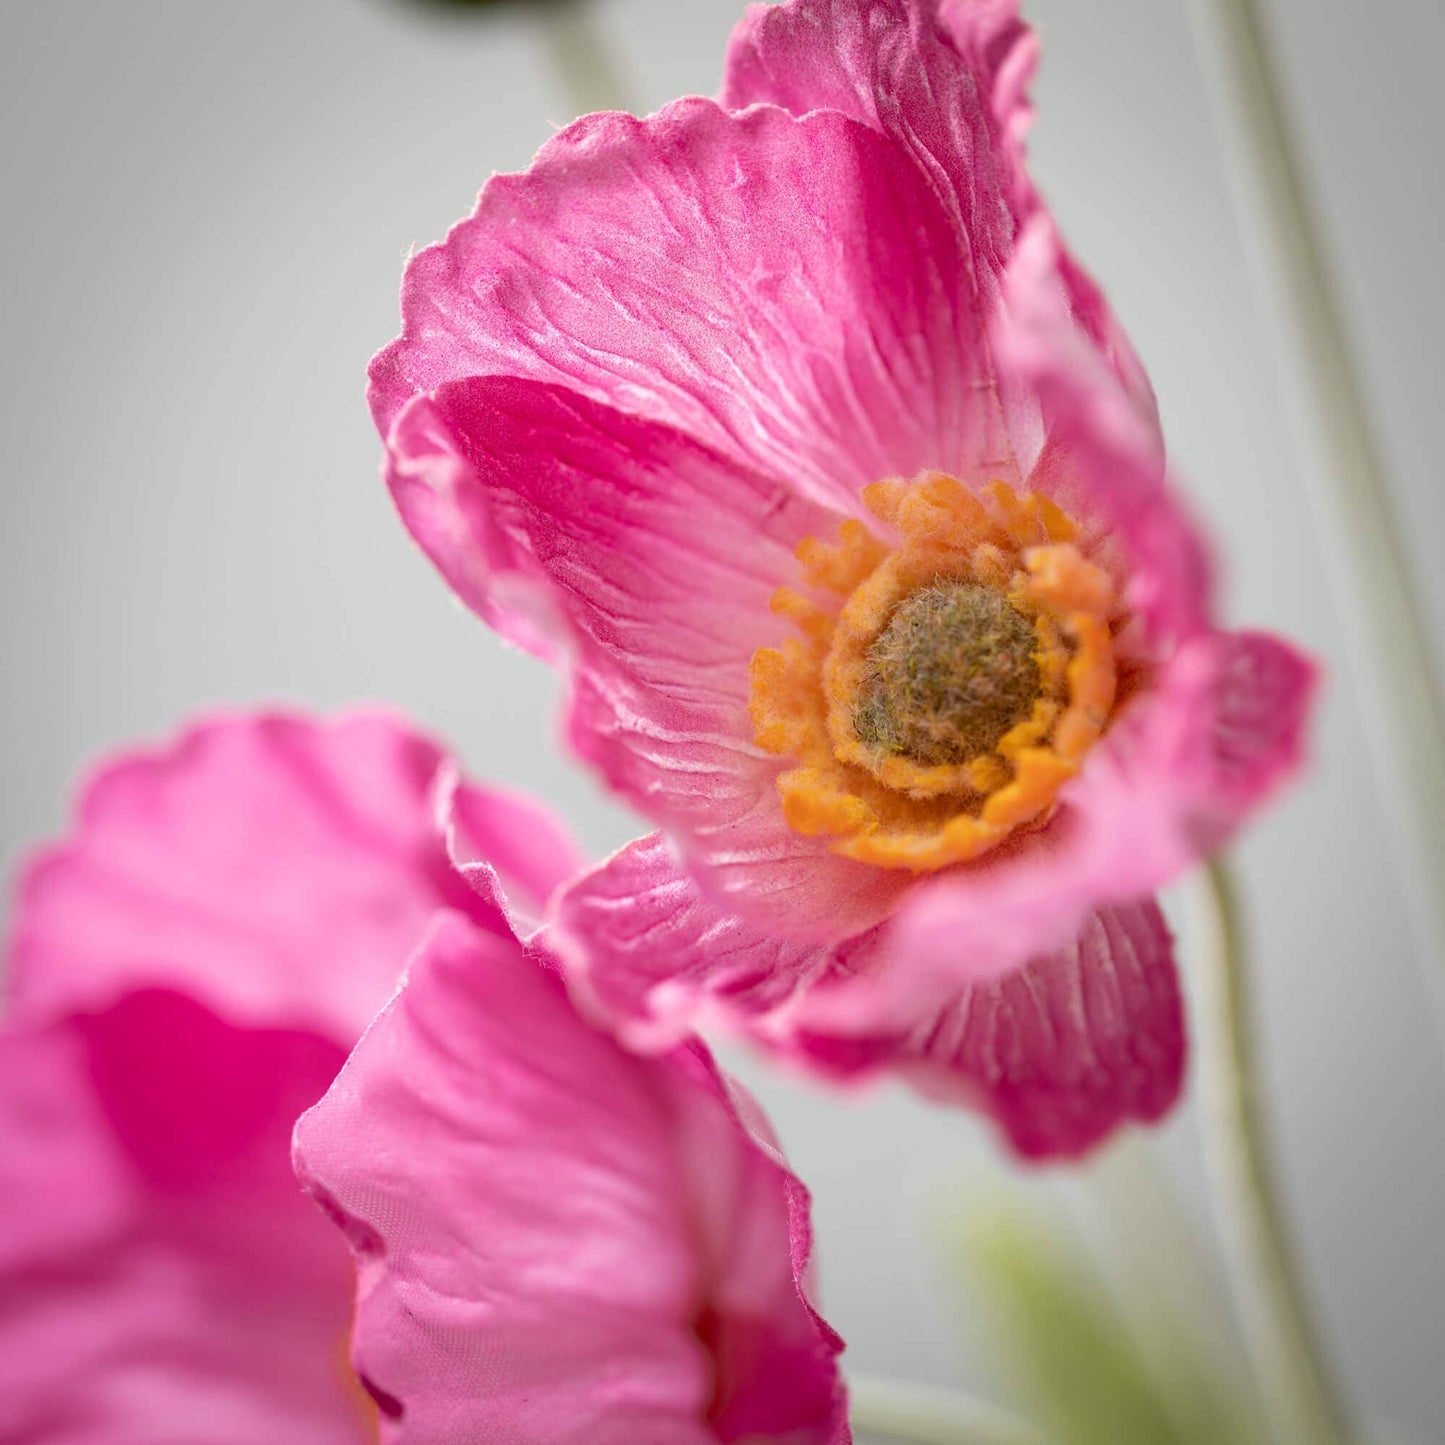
[1193,856,1353,1444]
[847,1374,1045,1445]
[536,0,637,117]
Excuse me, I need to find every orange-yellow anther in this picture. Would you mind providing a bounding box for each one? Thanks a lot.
[750,639,829,758]
[860,478,909,527]
[796,519,888,593]
[896,472,1001,550]
[770,587,834,644]
[1022,544,1115,617]
[1054,613,1118,762]
[749,474,1124,873]
[778,768,873,835]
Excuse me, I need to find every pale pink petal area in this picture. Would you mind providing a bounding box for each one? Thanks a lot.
[390,376,910,944]
[552,832,886,1052]
[5,709,487,1040]
[372,98,1003,514]
[294,913,849,1444]
[553,841,1180,1160]
[0,994,368,1445]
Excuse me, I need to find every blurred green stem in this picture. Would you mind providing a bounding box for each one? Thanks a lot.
[1194,857,1352,1444]
[848,1375,1045,1445]
[537,0,636,115]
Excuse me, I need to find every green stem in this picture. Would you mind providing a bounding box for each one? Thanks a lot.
[847,1375,1045,1445]
[1193,858,1353,1444]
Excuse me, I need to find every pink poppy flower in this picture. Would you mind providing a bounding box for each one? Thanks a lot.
[1,709,846,1442]
[368,0,1315,1156]
[293,909,850,1445]
[0,709,584,1442]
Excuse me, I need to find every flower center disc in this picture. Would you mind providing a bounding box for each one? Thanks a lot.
[748,473,1121,871]
[854,582,1041,765]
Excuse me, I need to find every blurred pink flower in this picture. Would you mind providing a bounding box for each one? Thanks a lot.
[368,0,1315,1157]
[0,709,845,1442]
[0,710,582,1442]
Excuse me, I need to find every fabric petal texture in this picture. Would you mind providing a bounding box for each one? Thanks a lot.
[722,0,1158,426]
[555,837,1181,1159]
[373,98,1006,513]
[555,831,884,1053]
[388,375,912,941]
[6,710,487,1040]
[0,709,581,1441]
[791,900,1184,1160]
[994,216,1205,643]
[372,0,1318,1157]
[723,0,1030,284]
[294,912,850,1445]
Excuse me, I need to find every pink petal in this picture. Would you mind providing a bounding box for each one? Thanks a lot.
[722,0,1031,277]
[813,231,1317,995]
[553,831,886,1052]
[372,98,1005,515]
[5,709,495,1040]
[2,708,599,1438]
[723,0,1159,436]
[0,996,368,1444]
[999,216,1209,643]
[293,913,849,1444]
[1204,628,1320,834]
[445,771,591,933]
[553,840,1180,1160]
[391,376,909,943]
[792,901,1185,1160]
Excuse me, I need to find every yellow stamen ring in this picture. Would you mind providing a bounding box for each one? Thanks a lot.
[748,474,1120,873]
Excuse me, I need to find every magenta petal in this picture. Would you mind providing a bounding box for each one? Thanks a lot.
[554,843,1181,1161]
[723,0,1031,275]
[387,376,828,675]
[724,0,1158,434]
[0,999,366,1444]
[1205,628,1319,833]
[5,709,492,1040]
[445,772,590,931]
[388,376,909,942]
[373,98,1003,513]
[794,901,1185,1160]
[997,216,1209,645]
[1,708,601,1437]
[294,914,849,1444]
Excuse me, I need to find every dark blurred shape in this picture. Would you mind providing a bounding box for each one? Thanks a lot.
[381,0,633,116]
[387,0,567,13]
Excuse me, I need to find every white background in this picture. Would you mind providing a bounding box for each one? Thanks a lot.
[2,0,1441,1436]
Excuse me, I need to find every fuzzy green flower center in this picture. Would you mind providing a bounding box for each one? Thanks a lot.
[853,582,1041,765]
